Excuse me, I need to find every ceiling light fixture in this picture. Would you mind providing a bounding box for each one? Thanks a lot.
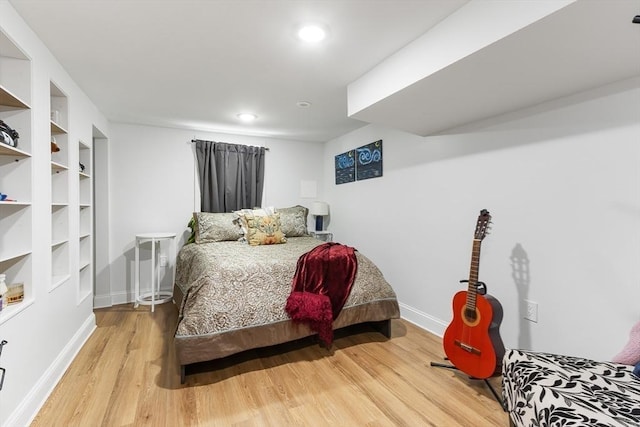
[237,113,257,122]
[297,24,327,43]
[296,101,312,108]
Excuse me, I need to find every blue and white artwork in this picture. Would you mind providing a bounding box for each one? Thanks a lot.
[335,150,355,184]
[356,140,383,181]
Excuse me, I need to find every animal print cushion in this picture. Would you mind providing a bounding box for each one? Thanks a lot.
[238,212,286,246]
[502,349,640,427]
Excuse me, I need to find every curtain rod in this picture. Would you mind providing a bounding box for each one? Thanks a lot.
[190,138,269,151]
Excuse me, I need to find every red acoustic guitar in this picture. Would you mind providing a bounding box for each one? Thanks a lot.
[442,209,504,379]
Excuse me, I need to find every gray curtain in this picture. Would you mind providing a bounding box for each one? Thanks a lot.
[195,140,265,212]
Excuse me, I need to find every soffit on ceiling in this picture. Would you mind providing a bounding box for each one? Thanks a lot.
[349,0,640,136]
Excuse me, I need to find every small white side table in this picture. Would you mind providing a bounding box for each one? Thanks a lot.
[134,232,176,312]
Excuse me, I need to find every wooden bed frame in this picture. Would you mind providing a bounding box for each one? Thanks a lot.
[178,318,394,384]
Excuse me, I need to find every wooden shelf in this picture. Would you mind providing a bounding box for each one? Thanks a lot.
[51,161,68,171]
[49,81,72,295]
[0,142,30,157]
[0,201,30,207]
[0,33,32,317]
[0,84,30,110]
[50,120,67,135]
[51,238,69,248]
[78,137,92,302]
[0,248,32,264]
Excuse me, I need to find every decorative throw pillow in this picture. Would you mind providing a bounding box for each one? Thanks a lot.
[612,319,640,366]
[233,207,275,235]
[193,212,243,243]
[238,212,286,246]
[234,207,275,217]
[277,205,309,237]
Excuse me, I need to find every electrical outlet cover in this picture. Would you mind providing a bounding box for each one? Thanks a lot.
[525,300,538,323]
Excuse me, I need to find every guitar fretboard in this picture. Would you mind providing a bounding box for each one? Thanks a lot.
[465,239,482,312]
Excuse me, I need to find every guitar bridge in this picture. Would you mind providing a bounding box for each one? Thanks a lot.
[454,340,481,355]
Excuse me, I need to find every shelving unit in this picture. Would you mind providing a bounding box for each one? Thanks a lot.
[0,29,32,324]
[78,139,92,301]
[0,16,109,425]
[50,81,70,291]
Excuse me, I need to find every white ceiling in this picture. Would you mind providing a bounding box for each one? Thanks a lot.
[8,0,469,142]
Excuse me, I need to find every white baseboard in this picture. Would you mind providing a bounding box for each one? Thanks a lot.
[399,302,448,338]
[93,293,113,309]
[109,290,132,306]
[5,313,96,427]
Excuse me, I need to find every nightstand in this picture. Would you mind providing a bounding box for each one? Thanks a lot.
[311,231,333,242]
[134,232,176,312]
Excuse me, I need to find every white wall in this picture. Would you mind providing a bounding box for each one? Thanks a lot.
[2,0,636,423]
[0,2,109,426]
[93,133,111,307]
[106,123,325,305]
[325,77,640,362]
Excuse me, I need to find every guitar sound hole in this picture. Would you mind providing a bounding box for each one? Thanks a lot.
[464,308,477,322]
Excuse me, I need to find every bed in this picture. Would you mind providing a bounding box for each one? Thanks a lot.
[173,209,400,383]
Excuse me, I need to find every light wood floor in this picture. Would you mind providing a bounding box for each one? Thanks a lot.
[32,304,509,426]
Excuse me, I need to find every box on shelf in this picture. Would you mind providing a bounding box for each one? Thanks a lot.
[6,283,24,305]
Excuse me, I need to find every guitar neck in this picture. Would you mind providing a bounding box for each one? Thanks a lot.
[466,239,482,310]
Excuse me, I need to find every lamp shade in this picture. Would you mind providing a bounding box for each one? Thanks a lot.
[311,201,329,216]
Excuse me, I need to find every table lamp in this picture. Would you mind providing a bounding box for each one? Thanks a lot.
[311,201,329,232]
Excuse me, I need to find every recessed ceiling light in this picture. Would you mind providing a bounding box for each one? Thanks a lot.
[296,101,312,108]
[237,113,257,122]
[297,24,326,43]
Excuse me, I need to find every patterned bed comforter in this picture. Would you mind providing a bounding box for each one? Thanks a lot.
[174,236,398,340]
[502,349,640,427]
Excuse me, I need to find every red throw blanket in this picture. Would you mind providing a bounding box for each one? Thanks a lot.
[285,242,358,346]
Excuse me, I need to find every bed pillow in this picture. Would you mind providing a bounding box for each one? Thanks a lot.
[193,212,243,243]
[277,205,309,237]
[233,207,275,235]
[237,212,286,246]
